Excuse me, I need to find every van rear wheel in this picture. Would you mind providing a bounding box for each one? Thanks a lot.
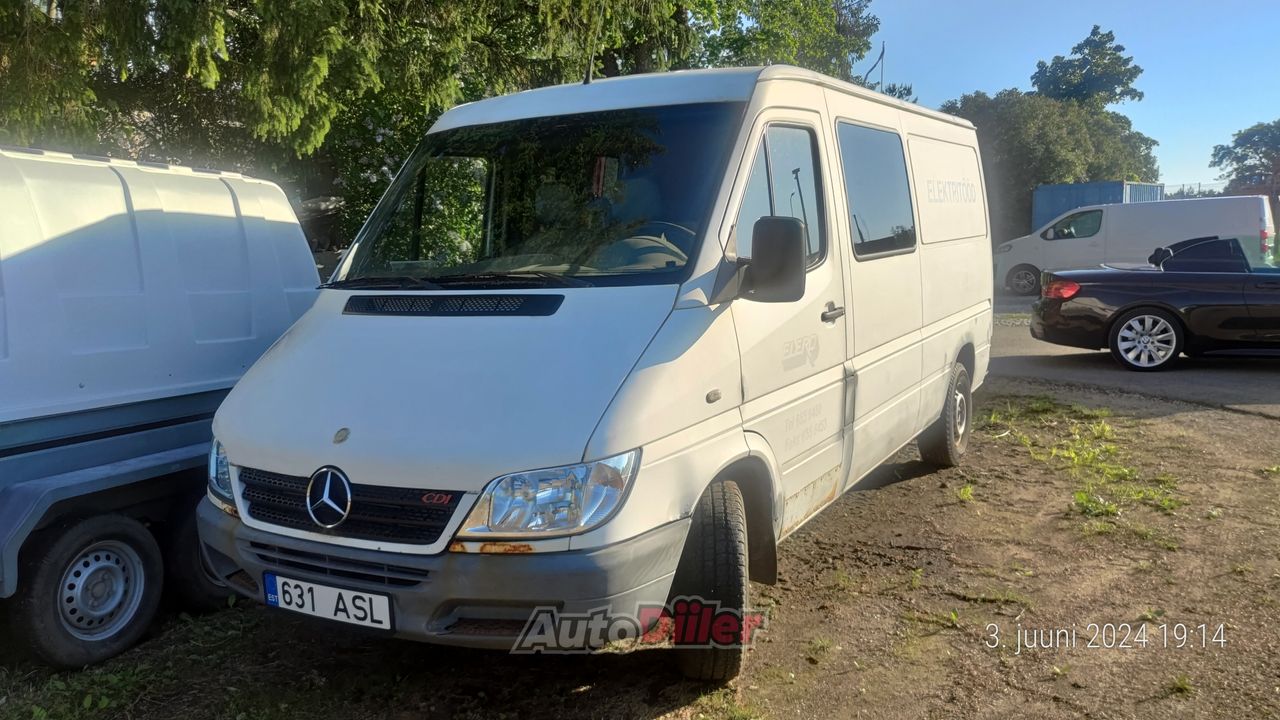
[918,362,973,467]
[670,480,749,683]
[9,515,164,669]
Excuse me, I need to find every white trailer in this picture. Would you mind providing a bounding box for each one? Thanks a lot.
[0,147,319,667]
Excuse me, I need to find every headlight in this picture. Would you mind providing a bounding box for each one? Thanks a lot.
[208,439,233,502]
[996,243,1013,254]
[457,449,640,538]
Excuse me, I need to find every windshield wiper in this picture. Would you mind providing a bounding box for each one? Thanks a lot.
[320,275,442,291]
[428,271,592,288]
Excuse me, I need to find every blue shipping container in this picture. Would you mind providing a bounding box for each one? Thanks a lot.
[1031,181,1165,233]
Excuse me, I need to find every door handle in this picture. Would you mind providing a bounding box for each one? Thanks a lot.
[821,302,845,323]
[1255,281,1280,290]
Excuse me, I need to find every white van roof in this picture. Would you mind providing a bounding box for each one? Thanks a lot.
[431,65,974,134]
[0,147,320,424]
[1061,194,1267,217]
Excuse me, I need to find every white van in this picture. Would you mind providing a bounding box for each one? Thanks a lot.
[997,195,1276,295]
[197,66,992,681]
[0,147,319,667]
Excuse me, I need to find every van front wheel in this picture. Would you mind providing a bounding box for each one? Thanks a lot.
[1007,265,1041,296]
[670,480,750,683]
[164,498,233,613]
[918,362,973,467]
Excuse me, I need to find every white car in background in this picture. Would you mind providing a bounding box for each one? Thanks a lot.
[997,195,1275,295]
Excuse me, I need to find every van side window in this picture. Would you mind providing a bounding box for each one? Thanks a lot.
[836,122,916,258]
[1046,210,1102,240]
[734,125,825,265]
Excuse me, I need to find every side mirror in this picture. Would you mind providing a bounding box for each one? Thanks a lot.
[1042,227,1056,240]
[743,216,806,302]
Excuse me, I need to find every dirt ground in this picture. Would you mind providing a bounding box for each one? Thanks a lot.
[2,375,1279,719]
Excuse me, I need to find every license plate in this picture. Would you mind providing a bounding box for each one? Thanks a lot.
[264,573,392,630]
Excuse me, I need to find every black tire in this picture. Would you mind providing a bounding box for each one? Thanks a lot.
[918,362,973,467]
[670,481,749,683]
[1006,264,1041,296]
[9,514,164,669]
[164,499,232,613]
[1108,307,1183,372]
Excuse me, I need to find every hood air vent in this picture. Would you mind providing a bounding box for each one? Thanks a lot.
[343,294,564,317]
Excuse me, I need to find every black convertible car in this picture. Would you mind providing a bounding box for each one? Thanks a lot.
[1031,236,1280,371]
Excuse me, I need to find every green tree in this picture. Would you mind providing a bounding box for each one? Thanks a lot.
[1,0,888,242]
[689,0,878,81]
[943,90,1089,242]
[1030,25,1144,107]
[942,89,1158,242]
[1211,120,1280,214]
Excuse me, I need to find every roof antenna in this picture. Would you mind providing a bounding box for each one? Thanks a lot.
[583,2,602,84]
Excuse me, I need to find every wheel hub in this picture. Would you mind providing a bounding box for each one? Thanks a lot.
[1117,315,1176,367]
[58,541,145,641]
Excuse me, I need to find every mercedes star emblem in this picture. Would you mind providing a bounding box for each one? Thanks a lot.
[305,466,353,529]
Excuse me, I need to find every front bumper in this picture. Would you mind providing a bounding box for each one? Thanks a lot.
[197,498,688,650]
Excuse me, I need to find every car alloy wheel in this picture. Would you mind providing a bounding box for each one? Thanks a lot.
[1115,314,1177,368]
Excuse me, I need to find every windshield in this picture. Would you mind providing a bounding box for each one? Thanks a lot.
[338,102,746,288]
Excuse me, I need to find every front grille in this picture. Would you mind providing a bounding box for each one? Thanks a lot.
[237,467,462,546]
[343,294,563,317]
[250,542,430,588]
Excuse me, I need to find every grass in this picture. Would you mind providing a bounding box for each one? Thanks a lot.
[1137,608,1166,623]
[955,484,975,503]
[901,609,962,633]
[829,568,856,592]
[945,587,1032,610]
[986,396,1185,549]
[1,611,263,720]
[806,636,834,664]
[692,688,761,720]
[1166,674,1195,698]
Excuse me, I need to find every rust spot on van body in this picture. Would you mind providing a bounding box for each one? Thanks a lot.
[479,542,535,554]
[448,541,536,554]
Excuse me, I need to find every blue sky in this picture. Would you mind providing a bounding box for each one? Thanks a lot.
[866,0,1278,186]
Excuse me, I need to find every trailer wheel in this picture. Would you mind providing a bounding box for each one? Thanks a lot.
[164,499,232,613]
[9,515,163,669]
[670,481,750,683]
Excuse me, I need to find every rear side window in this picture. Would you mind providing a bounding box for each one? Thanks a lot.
[733,125,825,265]
[1161,239,1249,273]
[837,122,916,258]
